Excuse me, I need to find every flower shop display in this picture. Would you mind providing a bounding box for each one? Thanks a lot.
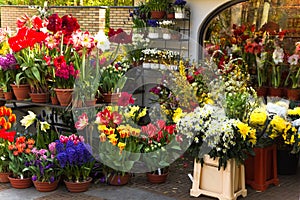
[159,20,175,40]
[147,19,159,39]
[23,147,62,192]
[173,0,187,19]
[50,134,95,192]
[0,106,17,182]
[8,136,35,188]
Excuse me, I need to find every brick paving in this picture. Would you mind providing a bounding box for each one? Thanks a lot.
[0,155,299,200]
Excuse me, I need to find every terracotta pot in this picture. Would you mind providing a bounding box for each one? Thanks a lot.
[108,174,130,186]
[50,96,59,105]
[30,93,49,103]
[0,88,4,98]
[0,172,12,183]
[54,88,74,106]
[8,176,33,189]
[167,13,175,19]
[256,86,268,98]
[33,179,60,192]
[268,87,283,97]
[84,99,97,107]
[10,84,30,100]
[64,177,92,193]
[150,11,166,19]
[146,172,169,184]
[3,92,13,100]
[286,88,300,101]
[102,93,120,103]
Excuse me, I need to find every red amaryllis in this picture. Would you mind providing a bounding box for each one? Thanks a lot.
[61,14,80,35]
[75,112,89,130]
[95,108,122,127]
[108,28,132,44]
[117,92,135,106]
[47,13,62,33]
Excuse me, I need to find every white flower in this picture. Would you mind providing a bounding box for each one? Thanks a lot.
[288,54,299,65]
[20,111,36,129]
[40,121,50,132]
[273,46,284,64]
[94,30,110,52]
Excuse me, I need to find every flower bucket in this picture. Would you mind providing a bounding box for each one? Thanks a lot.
[190,155,247,200]
[54,88,74,106]
[268,87,283,97]
[150,11,165,19]
[286,88,300,101]
[245,144,279,191]
[64,177,92,193]
[102,93,120,103]
[11,84,30,100]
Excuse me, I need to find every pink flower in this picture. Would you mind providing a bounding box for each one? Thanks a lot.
[117,92,134,106]
[48,142,56,154]
[156,120,166,130]
[75,112,89,130]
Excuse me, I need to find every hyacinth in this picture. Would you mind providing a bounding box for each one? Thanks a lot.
[0,53,17,71]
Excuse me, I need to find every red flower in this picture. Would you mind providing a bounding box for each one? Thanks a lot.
[61,14,80,35]
[117,92,134,106]
[47,13,62,33]
[108,28,132,44]
[96,108,122,127]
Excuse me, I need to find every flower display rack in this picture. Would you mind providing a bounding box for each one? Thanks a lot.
[245,144,279,191]
[190,155,247,200]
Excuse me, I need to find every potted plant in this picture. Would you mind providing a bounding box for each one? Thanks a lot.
[7,136,35,189]
[173,0,187,19]
[23,147,62,192]
[159,20,175,40]
[95,93,145,185]
[51,134,95,193]
[0,106,17,183]
[98,62,128,103]
[147,19,159,39]
[140,119,181,183]
[147,0,168,19]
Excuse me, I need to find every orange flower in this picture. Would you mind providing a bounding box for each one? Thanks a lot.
[24,148,31,154]
[9,114,16,123]
[3,122,11,130]
[4,107,12,116]
[27,138,35,145]
[0,107,4,116]
[8,144,15,151]
[0,117,6,126]
[99,133,107,142]
[16,136,26,144]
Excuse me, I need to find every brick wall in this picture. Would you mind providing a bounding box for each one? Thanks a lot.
[109,6,134,32]
[0,5,107,34]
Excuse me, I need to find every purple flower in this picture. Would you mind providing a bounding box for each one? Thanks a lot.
[55,140,64,153]
[66,147,77,165]
[32,175,37,181]
[0,54,17,71]
[147,19,158,27]
[57,152,67,168]
[173,0,186,6]
[49,176,55,183]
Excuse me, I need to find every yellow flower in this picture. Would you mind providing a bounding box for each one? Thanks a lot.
[249,108,267,126]
[99,133,107,142]
[40,121,50,132]
[117,142,126,153]
[237,122,250,140]
[172,107,183,123]
[249,129,257,145]
[270,115,286,133]
[137,107,147,119]
[128,106,140,117]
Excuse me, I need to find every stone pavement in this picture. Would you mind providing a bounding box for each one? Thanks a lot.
[0,156,299,200]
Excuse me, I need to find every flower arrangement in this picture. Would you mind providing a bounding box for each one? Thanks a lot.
[0,106,17,173]
[140,119,181,174]
[8,136,35,179]
[20,110,58,149]
[50,134,95,182]
[177,104,257,169]
[96,92,145,175]
[24,147,62,183]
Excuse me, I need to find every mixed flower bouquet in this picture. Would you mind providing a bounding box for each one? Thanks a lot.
[24,147,62,183]
[177,104,257,169]
[140,119,181,174]
[50,134,95,182]
[8,136,35,179]
[0,106,17,173]
[96,92,145,175]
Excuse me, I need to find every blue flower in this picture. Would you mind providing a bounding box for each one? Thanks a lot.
[147,19,158,27]
[66,147,77,165]
[55,140,64,153]
[49,176,55,183]
[56,152,67,168]
[173,0,186,6]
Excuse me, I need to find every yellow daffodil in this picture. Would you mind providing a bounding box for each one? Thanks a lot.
[117,142,126,153]
[237,121,250,140]
[40,121,50,132]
